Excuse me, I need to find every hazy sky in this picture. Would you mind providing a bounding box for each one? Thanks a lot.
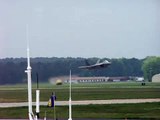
[0,0,159,59]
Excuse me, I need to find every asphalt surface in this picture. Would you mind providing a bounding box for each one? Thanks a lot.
[0,98,160,108]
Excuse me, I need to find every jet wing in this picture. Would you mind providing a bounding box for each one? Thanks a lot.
[78,65,95,69]
[78,64,103,69]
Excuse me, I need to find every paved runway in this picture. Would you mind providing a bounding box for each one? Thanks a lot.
[0,98,160,108]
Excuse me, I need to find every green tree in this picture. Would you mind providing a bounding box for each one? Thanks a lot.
[142,56,160,82]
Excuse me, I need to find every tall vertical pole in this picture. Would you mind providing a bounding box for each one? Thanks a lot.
[68,70,72,120]
[36,73,40,119]
[54,92,56,120]
[25,24,33,120]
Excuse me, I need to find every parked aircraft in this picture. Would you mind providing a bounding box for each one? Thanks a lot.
[78,59,111,69]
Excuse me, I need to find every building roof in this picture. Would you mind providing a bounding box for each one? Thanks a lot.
[152,74,160,82]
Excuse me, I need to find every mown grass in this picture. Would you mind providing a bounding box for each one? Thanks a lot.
[0,82,160,119]
[0,82,160,89]
[0,102,160,119]
[0,82,160,102]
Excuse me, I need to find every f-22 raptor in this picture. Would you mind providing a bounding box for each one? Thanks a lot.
[78,59,111,70]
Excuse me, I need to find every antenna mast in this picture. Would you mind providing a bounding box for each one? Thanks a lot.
[25,24,33,120]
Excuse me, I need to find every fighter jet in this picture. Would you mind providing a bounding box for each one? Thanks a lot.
[78,59,111,70]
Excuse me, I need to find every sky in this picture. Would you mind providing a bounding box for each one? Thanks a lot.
[0,0,159,59]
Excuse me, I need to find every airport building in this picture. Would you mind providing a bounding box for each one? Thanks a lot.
[65,76,130,83]
[65,77,107,83]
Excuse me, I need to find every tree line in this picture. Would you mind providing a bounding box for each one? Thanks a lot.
[0,57,159,84]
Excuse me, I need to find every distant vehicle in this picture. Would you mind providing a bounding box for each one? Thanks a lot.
[78,59,111,70]
[56,79,63,85]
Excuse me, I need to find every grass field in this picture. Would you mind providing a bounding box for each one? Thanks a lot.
[0,82,160,119]
[0,102,160,119]
[0,82,160,102]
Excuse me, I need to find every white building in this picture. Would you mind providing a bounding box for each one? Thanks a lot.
[152,74,160,82]
[65,77,108,83]
[65,76,130,83]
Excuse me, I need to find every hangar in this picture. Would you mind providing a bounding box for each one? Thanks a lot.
[152,74,160,82]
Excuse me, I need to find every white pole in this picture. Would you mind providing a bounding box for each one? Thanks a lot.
[54,92,56,120]
[44,111,47,120]
[36,90,40,118]
[36,73,40,119]
[68,70,72,120]
[25,24,33,120]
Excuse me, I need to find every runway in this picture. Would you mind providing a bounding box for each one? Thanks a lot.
[0,98,160,108]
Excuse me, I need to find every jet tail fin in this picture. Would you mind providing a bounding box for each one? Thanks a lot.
[96,59,101,64]
[85,59,90,66]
